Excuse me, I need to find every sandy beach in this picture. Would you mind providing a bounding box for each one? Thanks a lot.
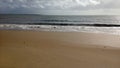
[0,30,120,68]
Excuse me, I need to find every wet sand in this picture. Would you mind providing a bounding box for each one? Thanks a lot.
[0,30,120,68]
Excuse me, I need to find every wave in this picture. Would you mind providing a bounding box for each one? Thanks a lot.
[1,24,120,35]
[38,19,94,22]
[26,23,120,27]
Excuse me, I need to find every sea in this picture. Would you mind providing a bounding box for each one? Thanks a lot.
[0,14,120,35]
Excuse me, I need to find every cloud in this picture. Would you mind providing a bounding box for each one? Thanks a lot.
[0,0,101,9]
[75,0,100,7]
[0,0,120,14]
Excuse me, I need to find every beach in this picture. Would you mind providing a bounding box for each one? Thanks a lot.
[0,30,120,68]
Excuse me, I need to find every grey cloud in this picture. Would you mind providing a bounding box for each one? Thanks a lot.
[0,0,101,9]
[0,0,120,14]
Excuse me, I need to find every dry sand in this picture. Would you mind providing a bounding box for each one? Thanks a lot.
[0,30,120,68]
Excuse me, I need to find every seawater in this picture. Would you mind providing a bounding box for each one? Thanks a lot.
[0,14,120,35]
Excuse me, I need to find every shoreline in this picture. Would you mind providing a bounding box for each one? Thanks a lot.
[1,24,120,35]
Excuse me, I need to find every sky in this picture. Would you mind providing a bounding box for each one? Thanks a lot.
[0,0,120,15]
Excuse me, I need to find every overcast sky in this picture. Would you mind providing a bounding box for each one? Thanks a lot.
[0,0,120,15]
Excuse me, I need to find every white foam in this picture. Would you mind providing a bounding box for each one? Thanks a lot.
[1,24,120,35]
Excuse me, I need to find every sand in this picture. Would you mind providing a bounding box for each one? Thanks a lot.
[0,30,120,68]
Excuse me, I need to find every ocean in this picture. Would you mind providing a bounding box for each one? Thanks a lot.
[0,14,120,34]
